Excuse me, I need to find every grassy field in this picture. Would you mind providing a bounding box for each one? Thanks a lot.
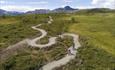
[61,13,115,70]
[68,13,115,55]
[0,13,115,70]
[0,14,49,49]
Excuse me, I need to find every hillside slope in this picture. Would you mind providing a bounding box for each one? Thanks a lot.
[0,13,115,70]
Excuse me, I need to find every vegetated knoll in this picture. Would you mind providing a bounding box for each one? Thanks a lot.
[0,14,75,70]
[68,13,115,55]
[0,30,73,70]
[0,14,49,49]
[75,8,115,15]
[63,13,115,70]
[0,12,115,70]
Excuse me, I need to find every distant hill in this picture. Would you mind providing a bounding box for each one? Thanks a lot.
[26,6,78,14]
[52,6,78,13]
[7,11,24,15]
[0,6,78,15]
[0,9,7,15]
[26,9,51,14]
[76,8,115,14]
[86,8,114,13]
[0,9,24,16]
[0,7,115,15]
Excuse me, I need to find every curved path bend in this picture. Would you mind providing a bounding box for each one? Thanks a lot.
[27,24,57,48]
[27,16,57,48]
[41,34,81,70]
[26,16,81,70]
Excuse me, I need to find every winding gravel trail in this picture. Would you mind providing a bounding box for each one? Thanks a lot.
[41,34,81,70]
[0,16,81,70]
[27,24,57,48]
[27,16,81,70]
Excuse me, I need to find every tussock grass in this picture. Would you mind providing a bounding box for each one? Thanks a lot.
[0,13,115,70]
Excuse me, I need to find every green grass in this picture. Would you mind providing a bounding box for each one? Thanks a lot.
[0,14,74,70]
[58,13,115,70]
[0,13,115,70]
[57,43,115,70]
[0,36,73,70]
[68,13,115,55]
[0,14,49,49]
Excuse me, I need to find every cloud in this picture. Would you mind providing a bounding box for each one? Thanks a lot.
[63,0,73,3]
[1,5,47,12]
[0,0,5,4]
[0,0,16,4]
[91,0,115,9]
[28,1,48,4]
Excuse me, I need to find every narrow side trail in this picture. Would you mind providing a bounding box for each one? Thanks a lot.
[27,16,81,70]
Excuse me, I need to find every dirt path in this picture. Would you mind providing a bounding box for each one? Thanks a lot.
[26,16,81,70]
[0,16,81,70]
[41,33,81,70]
[27,24,57,48]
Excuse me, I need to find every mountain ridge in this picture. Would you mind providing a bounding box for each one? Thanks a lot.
[0,6,114,15]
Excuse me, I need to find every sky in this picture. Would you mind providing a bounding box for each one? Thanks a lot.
[0,0,115,12]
